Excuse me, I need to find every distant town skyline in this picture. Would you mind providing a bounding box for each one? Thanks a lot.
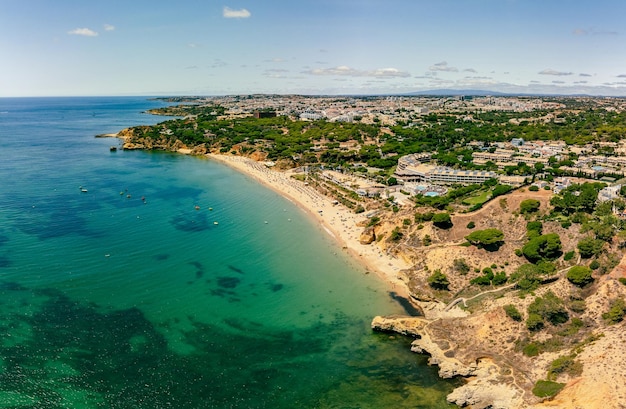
[2,0,626,97]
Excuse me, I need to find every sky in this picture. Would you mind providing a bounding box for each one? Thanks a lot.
[2,0,626,97]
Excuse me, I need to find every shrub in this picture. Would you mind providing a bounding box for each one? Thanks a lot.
[492,271,508,285]
[470,275,492,286]
[428,270,450,290]
[529,185,539,191]
[619,277,626,286]
[528,291,569,326]
[602,298,626,324]
[453,258,470,274]
[548,355,583,380]
[532,380,565,398]
[569,300,586,314]
[567,266,594,287]
[504,304,522,321]
[526,313,544,331]
[522,342,540,357]
[589,260,600,270]
[466,221,475,229]
[563,251,575,261]
[389,227,403,242]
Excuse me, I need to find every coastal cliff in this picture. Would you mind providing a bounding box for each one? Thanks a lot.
[111,100,626,409]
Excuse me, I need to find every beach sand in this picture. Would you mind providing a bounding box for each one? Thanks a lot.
[207,154,411,296]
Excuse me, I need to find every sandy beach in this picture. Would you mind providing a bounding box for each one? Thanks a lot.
[206,154,411,296]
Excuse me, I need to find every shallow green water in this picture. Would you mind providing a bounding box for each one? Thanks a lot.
[0,97,461,408]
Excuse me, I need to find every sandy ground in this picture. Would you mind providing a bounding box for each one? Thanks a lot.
[206,154,411,295]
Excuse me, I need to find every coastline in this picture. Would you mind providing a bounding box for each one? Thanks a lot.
[205,153,413,299]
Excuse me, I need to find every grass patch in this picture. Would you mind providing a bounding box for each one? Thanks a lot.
[532,380,565,398]
[462,190,491,206]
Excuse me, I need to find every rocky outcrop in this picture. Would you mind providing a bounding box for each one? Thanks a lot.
[446,361,522,409]
[359,226,376,244]
[371,315,426,336]
[372,314,523,409]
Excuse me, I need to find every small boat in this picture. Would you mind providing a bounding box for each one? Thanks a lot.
[79,186,88,192]
[213,221,219,225]
[110,146,117,152]
[194,205,200,210]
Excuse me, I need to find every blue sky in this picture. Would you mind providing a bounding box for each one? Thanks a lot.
[2,0,626,96]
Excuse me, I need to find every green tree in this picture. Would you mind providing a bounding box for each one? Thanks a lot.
[566,266,594,287]
[522,233,562,263]
[491,184,512,197]
[520,199,541,214]
[432,212,453,229]
[465,228,505,250]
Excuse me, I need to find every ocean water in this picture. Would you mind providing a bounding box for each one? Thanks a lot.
[0,97,460,408]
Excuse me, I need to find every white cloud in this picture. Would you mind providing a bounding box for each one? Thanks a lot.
[104,24,115,31]
[429,61,458,72]
[463,68,477,73]
[223,7,251,19]
[579,73,592,77]
[617,74,626,78]
[68,28,98,37]
[539,69,573,76]
[370,68,411,78]
[304,65,410,78]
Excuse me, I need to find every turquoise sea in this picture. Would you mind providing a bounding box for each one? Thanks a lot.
[0,97,460,408]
